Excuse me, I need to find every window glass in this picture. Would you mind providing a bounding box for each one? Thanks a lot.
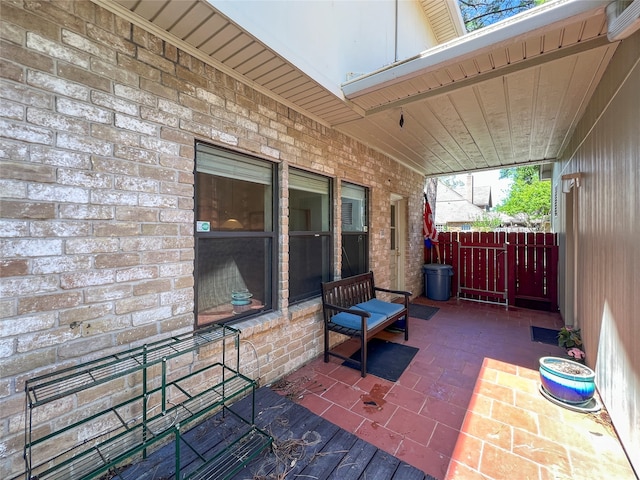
[341,182,369,278]
[195,143,276,326]
[289,168,331,302]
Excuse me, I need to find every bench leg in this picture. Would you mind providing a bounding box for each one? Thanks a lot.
[324,325,329,363]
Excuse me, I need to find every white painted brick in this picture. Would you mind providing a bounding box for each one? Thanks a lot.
[28,184,89,203]
[65,238,119,254]
[140,137,180,155]
[119,237,163,251]
[30,220,91,237]
[32,255,92,274]
[91,91,138,116]
[0,238,63,257]
[131,306,172,326]
[26,108,90,135]
[0,180,26,198]
[138,193,177,208]
[57,169,112,189]
[159,209,193,223]
[0,312,56,336]
[114,84,156,107]
[61,29,117,63]
[56,132,112,156]
[56,98,112,123]
[160,288,193,306]
[31,145,91,169]
[114,113,157,135]
[84,284,132,303]
[90,190,138,206]
[114,176,157,193]
[0,220,29,237]
[59,204,114,220]
[27,70,90,101]
[0,82,52,109]
[60,270,115,289]
[0,118,53,145]
[158,98,192,119]
[0,338,13,358]
[0,299,16,319]
[159,262,193,278]
[1,99,24,120]
[115,266,157,283]
[17,328,81,353]
[260,145,280,159]
[195,88,224,108]
[0,276,58,298]
[211,128,238,146]
[27,33,90,69]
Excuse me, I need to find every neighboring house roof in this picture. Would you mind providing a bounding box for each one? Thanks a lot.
[101,0,625,178]
[435,182,487,224]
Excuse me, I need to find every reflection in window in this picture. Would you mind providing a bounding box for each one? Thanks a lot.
[289,168,331,303]
[341,182,369,278]
[194,143,276,326]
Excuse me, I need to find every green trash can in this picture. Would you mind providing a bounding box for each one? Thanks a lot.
[423,264,453,301]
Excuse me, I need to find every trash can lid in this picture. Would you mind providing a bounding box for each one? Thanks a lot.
[423,263,452,271]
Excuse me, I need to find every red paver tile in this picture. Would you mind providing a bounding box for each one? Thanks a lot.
[473,377,515,404]
[396,437,450,480]
[320,381,361,410]
[490,399,539,435]
[512,428,572,478]
[480,442,540,480]
[429,422,460,457]
[420,396,467,430]
[461,412,512,450]
[495,370,538,395]
[446,461,488,480]
[297,391,333,416]
[449,432,483,471]
[322,403,365,434]
[355,418,403,454]
[386,405,437,445]
[386,383,428,413]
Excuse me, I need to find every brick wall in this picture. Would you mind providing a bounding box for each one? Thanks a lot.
[0,1,425,476]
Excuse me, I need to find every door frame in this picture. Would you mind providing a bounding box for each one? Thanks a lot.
[390,194,406,291]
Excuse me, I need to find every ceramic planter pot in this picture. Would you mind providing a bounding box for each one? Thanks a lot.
[539,356,596,405]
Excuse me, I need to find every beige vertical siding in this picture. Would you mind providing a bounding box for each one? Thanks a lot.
[553,30,640,474]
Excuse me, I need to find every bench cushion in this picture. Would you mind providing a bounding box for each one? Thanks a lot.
[331,307,388,331]
[356,299,404,318]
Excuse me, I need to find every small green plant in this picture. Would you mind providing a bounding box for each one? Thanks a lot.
[558,326,582,349]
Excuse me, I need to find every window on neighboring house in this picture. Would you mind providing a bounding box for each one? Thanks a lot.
[194,143,276,326]
[341,182,368,278]
[288,168,331,303]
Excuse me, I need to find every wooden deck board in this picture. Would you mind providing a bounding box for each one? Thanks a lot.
[116,387,437,480]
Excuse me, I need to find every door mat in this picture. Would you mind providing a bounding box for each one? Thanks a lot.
[530,326,560,345]
[343,338,419,382]
[409,303,440,320]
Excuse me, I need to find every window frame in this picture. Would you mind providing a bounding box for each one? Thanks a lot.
[288,167,333,304]
[340,181,369,278]
[193,142,278,327]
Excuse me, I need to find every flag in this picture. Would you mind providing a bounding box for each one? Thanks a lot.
[423,195,438,247]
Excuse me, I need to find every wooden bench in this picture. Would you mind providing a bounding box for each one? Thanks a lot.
[321,271,411,377]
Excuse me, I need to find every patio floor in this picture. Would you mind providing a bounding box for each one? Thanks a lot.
[273,297,637,480]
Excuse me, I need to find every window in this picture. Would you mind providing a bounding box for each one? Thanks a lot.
[194,143,276,326]
[288,168,331,303]
[341,182,368,278]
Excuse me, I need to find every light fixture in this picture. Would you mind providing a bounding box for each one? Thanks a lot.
[221,218,243,229]
[399,109,404,128]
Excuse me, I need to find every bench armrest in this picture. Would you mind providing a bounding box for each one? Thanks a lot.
[374,287,412,297]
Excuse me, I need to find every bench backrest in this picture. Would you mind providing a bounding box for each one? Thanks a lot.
[321,271,376,312]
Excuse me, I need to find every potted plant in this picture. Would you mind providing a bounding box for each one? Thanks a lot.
[539,356,595,404]
[557,326,586,363]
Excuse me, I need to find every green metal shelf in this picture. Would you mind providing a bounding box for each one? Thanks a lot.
[23,324,272,480]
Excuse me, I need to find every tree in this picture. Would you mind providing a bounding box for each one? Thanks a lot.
[496,166,551,231]
[471,212,502,232]
[458,0,545,32]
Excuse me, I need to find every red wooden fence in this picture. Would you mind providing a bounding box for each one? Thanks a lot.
[425,232,558,311]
